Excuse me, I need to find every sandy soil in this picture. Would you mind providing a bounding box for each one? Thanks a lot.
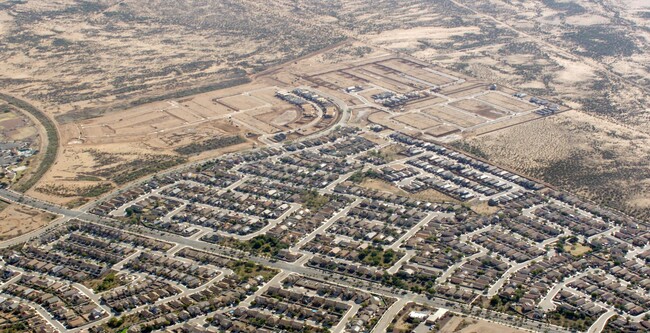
[456,110,650,219]
[394,113,441,130]
[0,203,57,240]
[439,316,527,333]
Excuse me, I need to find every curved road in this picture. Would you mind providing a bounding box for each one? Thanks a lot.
[0,93,60,192]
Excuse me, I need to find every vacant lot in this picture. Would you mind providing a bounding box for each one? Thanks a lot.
[0,204,57,240]
[439,316,527,333]
[424,105,488,128]
[360,178,456,203]
[426,124,461,137]
[254,108,300,128]
[450,99,507,120]
[218,94,269,111]
[476,92,536,113]
[0,109,39,142]
[404,96,448,110]
[394,113,441,130]
[453,110,650,221]
[378,58,458,86]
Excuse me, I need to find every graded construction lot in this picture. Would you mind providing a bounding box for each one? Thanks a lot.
[378,58,459,86]
[393,113,441,130]
[476,92,537,113]
[449,99,508,120]
[218,94,269,111]
[426,124,461,137]
[403,95,448,110]
[424,105,488,128]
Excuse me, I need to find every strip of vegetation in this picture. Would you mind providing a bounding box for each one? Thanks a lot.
[90,155,187,185]
[0,93,59,193]
[83,271,124,293]
[175,135,246,155]
[35,183,114,198]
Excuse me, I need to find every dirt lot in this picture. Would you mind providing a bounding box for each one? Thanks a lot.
[404,96,448,111]
[378,58,458,86]
[450,99,507,120]
[0,203,57,240]
[565,244,592,257]
[218,94,269,111]
[0,109,39,142]
[369,144,407,163]
[439,316,527,333]
[476,92,536,113]
[426,124,461,137]
[424,106,488,128]
[394,113,441,130]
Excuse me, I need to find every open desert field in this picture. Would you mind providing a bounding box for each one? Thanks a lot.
[453,110,650,220]
[0,202,57,241]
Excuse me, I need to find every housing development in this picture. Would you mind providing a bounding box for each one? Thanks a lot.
[0,51,648,333]
[0,1,649,333]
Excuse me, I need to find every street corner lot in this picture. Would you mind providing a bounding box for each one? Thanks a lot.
[439,316,529,333]
[0,203,57,241]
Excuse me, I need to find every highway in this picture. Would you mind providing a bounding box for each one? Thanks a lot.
[0,188,573,333]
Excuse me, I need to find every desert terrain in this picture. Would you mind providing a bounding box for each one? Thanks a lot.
[0,200,57,241]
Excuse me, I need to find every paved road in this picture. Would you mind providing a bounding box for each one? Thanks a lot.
[587,310,616,333]
[371,298,409,333]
